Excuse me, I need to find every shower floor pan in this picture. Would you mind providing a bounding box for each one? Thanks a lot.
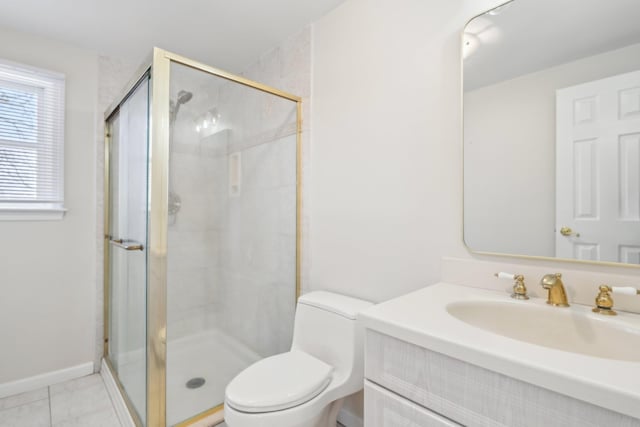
[115,329,260,426]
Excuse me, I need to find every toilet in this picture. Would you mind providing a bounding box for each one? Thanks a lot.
[224,291,373,427]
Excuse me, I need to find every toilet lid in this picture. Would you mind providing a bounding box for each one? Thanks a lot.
[225,351,333,413]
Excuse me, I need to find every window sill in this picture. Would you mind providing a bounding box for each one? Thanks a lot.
[0,207,67,221]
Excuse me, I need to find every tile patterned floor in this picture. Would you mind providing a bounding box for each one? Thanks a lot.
[0,374,121,427]
[0,373,348,427]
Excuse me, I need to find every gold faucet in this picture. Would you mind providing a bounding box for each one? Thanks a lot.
[540,273,569,307]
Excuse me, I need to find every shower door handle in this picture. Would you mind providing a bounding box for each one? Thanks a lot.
[110,238,144,251]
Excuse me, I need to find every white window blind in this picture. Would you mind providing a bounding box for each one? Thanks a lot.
[0,59,65,219]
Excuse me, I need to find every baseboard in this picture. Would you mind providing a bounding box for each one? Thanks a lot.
[0,362,94,399]
[100,358,136,427]
[338,407,364,427]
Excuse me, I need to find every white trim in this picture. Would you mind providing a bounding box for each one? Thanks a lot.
[100,358,136,427]
[0,207,66,221]
[0,361,93,399]
[338,407,364,427]
[0,57,65,82]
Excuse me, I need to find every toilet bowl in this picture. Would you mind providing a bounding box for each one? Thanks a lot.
[224,291,373,427]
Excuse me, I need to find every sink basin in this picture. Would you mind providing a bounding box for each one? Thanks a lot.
[447,301,640,362]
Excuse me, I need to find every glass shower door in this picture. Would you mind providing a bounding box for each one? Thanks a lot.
[106,76,150,425]
[165,60,299,426]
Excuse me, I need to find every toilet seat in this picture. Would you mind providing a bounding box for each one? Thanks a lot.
[225,350,333,413]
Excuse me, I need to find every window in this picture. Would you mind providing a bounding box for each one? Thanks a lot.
[0,59,65,220]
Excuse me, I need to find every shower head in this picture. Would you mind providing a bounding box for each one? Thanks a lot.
[177,90,193,105]
[170,90,193,123]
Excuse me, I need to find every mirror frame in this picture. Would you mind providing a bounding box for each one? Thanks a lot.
[460,0,640,270]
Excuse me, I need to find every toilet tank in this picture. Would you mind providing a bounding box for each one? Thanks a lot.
[291,291,373,390]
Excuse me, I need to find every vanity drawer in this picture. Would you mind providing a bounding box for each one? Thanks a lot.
[365,330,640,427]
[365,380,461,426]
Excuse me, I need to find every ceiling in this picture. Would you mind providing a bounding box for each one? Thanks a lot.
[0,0,345,73]
[464,0,640,90]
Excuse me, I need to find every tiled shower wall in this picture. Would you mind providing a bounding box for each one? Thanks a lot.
[221,27,311,356]
[166,26,311,357]
[214,95,298,357]
[166,113,225,339]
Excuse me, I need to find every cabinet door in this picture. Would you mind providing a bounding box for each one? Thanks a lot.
[365,381,460,427]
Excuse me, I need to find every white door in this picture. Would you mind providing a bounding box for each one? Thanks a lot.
[556,70,640,263]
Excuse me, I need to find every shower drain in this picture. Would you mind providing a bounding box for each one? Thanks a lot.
[186,377,206,389]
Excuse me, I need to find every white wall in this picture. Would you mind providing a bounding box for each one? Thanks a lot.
[0,27,99,384]
[464,42,640,257]
[310,0,498,303]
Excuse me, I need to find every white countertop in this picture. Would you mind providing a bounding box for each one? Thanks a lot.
[360,282,640,420]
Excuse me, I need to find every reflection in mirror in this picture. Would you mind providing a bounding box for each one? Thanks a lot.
[463,0,640,265]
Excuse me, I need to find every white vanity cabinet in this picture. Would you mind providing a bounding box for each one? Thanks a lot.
[363,329,640,427]
[359,283,640,426]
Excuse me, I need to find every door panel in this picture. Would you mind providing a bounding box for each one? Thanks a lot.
[107,76,150,424]
[556,70,640,263]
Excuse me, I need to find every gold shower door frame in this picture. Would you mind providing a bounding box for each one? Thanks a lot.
[103,47,303,427]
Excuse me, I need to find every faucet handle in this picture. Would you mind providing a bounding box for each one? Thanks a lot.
[495,272,529,300]
[593,285,640,316]
[610,286,640,296]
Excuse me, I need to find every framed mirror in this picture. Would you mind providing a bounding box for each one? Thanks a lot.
[463,0,640,266]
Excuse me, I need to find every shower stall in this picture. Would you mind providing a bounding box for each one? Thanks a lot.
[103,48,301,426]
